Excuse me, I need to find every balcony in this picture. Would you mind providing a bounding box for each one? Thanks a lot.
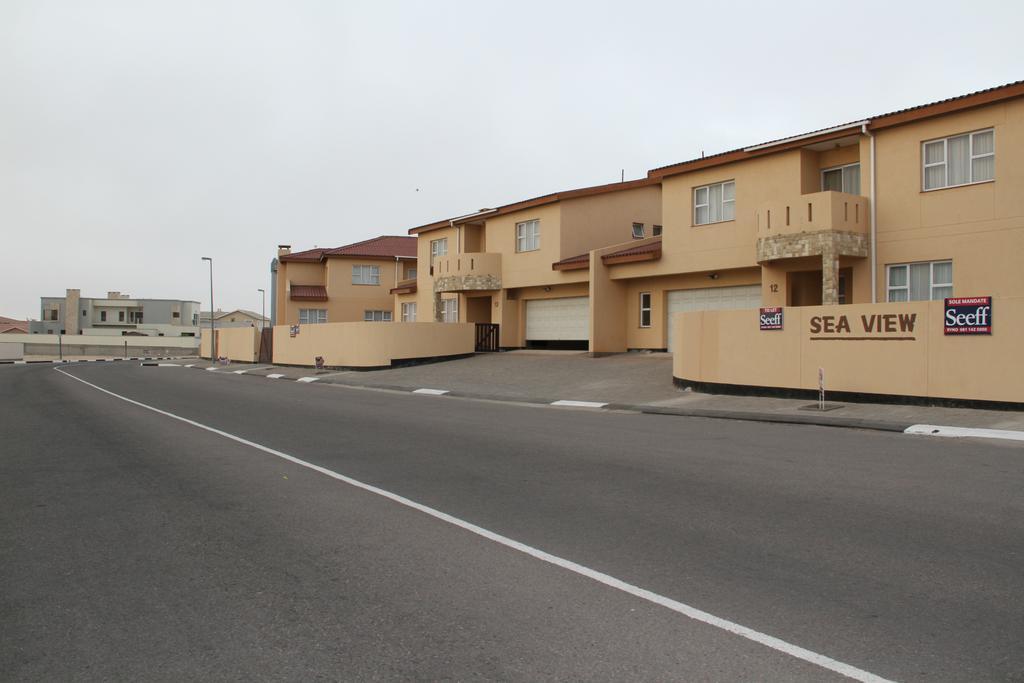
[433,252,501,293]
[756,191,869,263]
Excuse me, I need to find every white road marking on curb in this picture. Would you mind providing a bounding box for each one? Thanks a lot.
[296,376,320,383]
[53,366,893,683]
[158,363,181,367]
[905,424,1024,442]
[266,373,285,379]
[232,370,248,374]
[15,361,26,365]
[205,367,219,372]
[551,400,608,408]
[185,364,195,368]
[413,388,449,395]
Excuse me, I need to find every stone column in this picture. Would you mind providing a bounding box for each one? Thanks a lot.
[432,290,444,322]
[821,242,840,306]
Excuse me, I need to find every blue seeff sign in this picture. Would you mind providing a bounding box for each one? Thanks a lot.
[944,296,992,335]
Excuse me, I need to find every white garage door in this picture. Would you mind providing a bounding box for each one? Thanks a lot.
[667,285,761,351]
[525,297,589,341]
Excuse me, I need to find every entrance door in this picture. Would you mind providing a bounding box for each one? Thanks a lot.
[666,285,761,351]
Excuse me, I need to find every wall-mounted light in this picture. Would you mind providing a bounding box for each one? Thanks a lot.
[709,273,720,280]
[543,286,551,292]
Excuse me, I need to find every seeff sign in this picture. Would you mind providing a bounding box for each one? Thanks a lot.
[759,307,783,330]
[944,296,992,335]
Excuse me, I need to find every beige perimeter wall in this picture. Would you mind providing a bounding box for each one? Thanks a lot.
[272,322,474,368]
[201,327,259,362]
[673,298,1023,403]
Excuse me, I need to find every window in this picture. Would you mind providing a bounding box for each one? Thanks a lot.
[639,292,652,328]
[694,181,735,225]
[299,308,327,324]
[100,311,107,322]
[407,268,417,280]
[129,311,143,324]
[632,223,645,239]
[82,310,86,316]
[363,310,392,322]
[352,264,381,285]
[430,238,448,265]
[887,261,953,302]
[442,298,458,323]
[516,219,540,252]
[119,311,125,322]
[923,129,994,191]
[652,225,663,237]
[172,311,180,318]
[193,314,199,325]
[821,163,861,195]
[401,302,417,322]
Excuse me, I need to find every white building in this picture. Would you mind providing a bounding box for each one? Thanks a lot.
[30,289,201,338]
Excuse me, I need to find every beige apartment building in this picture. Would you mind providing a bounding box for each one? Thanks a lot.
[402,179,662,349]
[401,81,1024,364]
[275,236,417,326]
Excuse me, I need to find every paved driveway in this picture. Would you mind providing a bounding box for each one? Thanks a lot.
[326,350,681,404]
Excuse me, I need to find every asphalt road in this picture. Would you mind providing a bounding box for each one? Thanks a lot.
[2,363,1023,681]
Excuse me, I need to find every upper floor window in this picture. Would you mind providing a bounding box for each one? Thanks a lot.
[923,129,994,191]
[363,310,392,322]
[887,260,952,302]
[652,225,663,237]
[100,311,107,322]
[430,238,448,265]
[822,163,860,195]
[299,308,327,324]
[632,223,645,239]
[406,268,417,280]
[516,219,540,252]
[352,264,380,285]
[694,181,735,225]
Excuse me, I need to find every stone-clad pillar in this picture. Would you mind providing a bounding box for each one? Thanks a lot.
[433,291,444,322]
[821,242,840,306]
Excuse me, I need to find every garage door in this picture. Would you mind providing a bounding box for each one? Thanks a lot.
[525,297,589,341]
[667,285,761,351]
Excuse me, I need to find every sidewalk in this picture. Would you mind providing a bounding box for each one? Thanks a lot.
[176,354,1024,436]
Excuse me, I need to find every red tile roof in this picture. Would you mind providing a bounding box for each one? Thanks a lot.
[280,236,417,263]
[602,239,662,265]
[279,247,328,263]
[552,253,590,271]
[289,285,328,301]
[649,80,1024,179]
[324,235,417,259]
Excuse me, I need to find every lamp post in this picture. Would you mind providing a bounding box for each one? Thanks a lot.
[201,257,215,360]
[257,288,266,330]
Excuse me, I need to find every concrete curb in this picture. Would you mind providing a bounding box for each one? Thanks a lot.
[177,364,933,434]
[2,356,190,365]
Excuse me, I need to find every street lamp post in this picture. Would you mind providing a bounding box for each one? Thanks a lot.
[257,288,266,331]
[201,257,215,361]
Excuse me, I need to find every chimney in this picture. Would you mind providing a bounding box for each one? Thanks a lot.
[107,291,119,299]
[278,245,292,257]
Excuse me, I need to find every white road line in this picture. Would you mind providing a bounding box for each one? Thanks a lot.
[158,363,181,367]
[296,376,320,383]
[185,364,195,368]
[205,367,219,372]
[413,388,449,395]
[905,424,1024,442]
[232,370,248,375]
[551,400,608,408]
[14,361,26,365]
[266,373,285,379]
[53,366,892,683]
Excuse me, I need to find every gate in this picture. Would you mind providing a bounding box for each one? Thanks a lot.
[474,323,499,352]
[258,327,273,363]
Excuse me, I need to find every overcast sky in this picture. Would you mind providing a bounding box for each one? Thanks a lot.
[1,0,1021,319]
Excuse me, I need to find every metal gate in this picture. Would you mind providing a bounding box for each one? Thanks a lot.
[258,327,273,363]
[475,323,499,352]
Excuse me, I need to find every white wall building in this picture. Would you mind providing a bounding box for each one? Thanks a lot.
[30,289,201,338]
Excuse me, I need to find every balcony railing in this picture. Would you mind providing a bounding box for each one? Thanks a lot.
[432,252,501,292]
[756,191,868,239]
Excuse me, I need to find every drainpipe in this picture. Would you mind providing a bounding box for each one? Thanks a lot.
[861,122,877,303]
